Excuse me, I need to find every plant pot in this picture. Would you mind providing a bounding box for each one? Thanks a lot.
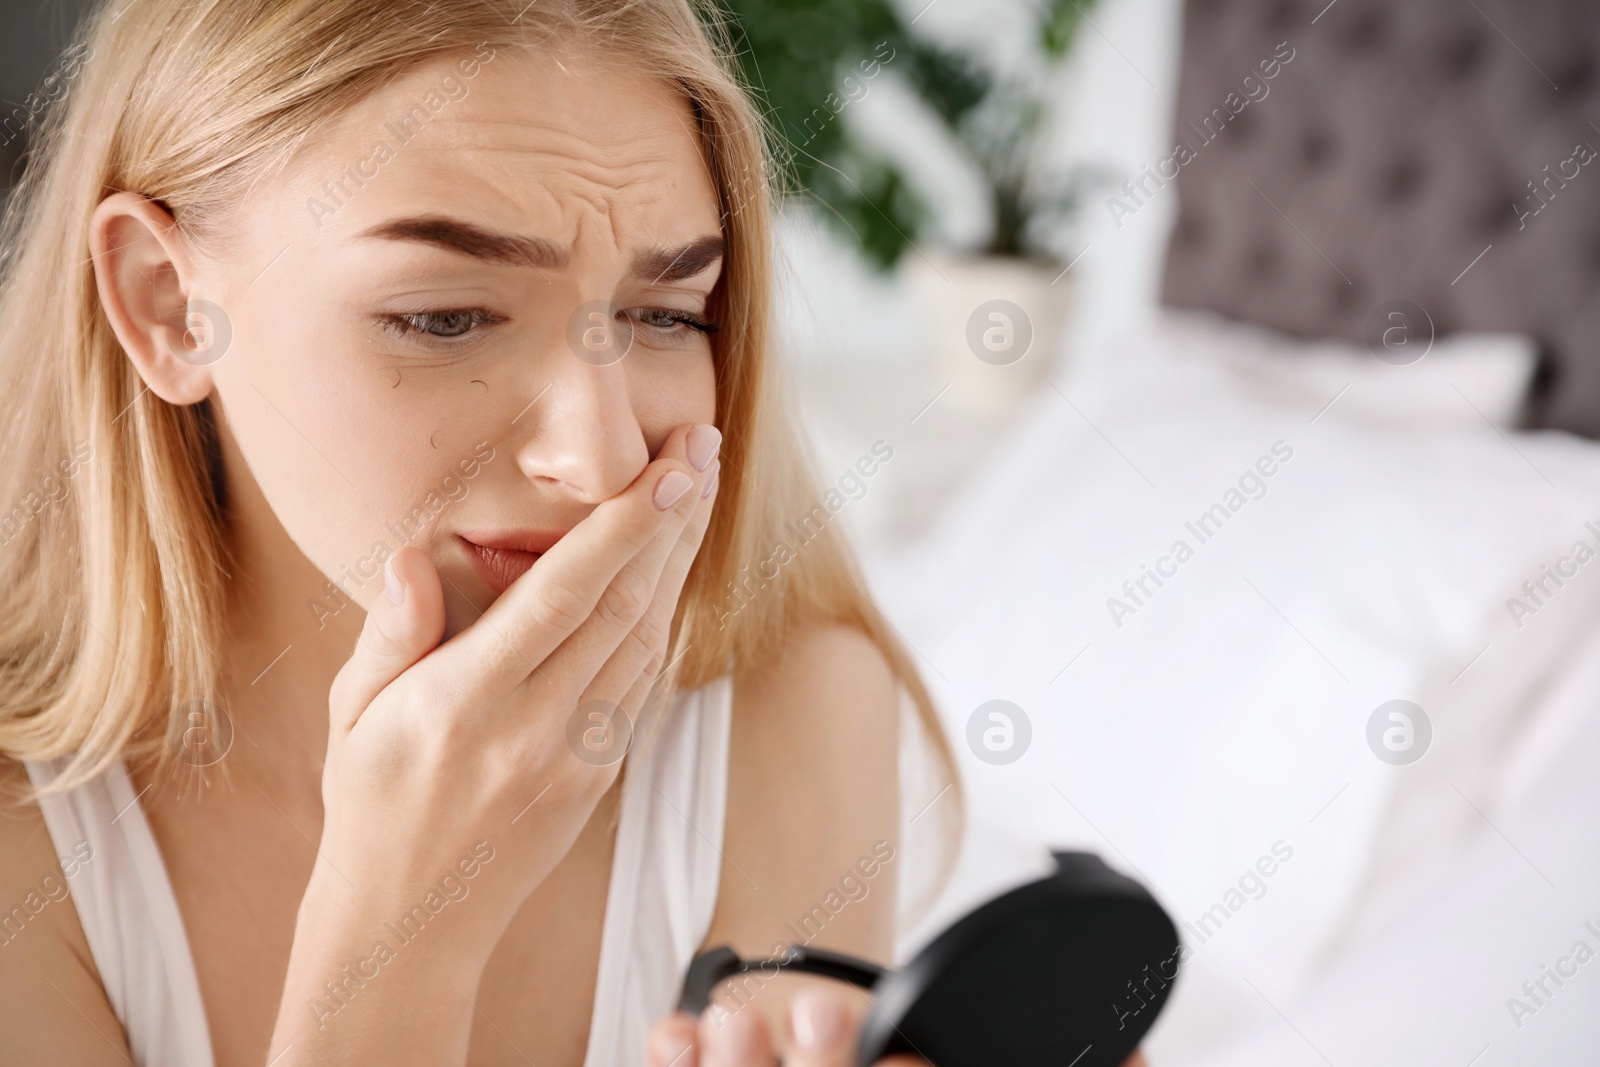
[901,247,1078,410]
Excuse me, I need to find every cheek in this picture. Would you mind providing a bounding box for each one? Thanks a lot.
[633,346,718,442]
[208,297,480,608]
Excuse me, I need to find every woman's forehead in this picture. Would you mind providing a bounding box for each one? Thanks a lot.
[267,44,722,256]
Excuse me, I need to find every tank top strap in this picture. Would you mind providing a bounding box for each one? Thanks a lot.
[24,755,216,1067]
[582,672,734,1067]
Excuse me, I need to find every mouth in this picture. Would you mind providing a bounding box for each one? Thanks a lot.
[457,529,567,594]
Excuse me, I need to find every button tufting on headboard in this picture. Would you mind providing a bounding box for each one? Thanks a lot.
[1159,0,1600,436]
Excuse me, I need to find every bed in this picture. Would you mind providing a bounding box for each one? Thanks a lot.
[868,1,1600,1063]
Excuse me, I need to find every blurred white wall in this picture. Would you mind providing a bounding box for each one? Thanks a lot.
[779,0,1186,556]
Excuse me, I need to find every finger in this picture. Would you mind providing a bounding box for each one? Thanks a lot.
[647,1013,700,1067]
[541,423,718,702]
[699,1003,775,1067]
[327,545,446,736]
[1118,1052,1148,1067]
[453,449,693,691]
[786,988,855,1067]
[602,455,721,718]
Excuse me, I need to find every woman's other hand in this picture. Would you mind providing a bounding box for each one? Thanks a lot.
[645,987,1149,1067]
[646,988,919,1067]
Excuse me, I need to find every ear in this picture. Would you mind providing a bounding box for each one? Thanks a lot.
[88,191,227,406]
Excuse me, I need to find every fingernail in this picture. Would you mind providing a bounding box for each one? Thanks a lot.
[650,1025,695,1067]
[384,557,405,606]
[712,1007,763,1059]
[700,460,720,498]
[687,424,721,471]
[792,989,848,1053]
[654,470,694,509]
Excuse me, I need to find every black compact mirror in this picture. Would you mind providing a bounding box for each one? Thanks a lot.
[678,850,1181,1066]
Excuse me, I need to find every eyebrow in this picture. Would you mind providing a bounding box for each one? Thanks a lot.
[354,214,725,282]
[633,235,726,283]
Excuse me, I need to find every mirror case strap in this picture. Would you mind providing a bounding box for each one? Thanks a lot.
[677,944,888,1015]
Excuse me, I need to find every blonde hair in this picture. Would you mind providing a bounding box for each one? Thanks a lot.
[0,0,962,916]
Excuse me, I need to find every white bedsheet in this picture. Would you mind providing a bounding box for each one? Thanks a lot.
[870,312,1600,1065]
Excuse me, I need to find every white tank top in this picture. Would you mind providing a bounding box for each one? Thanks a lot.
[23,673,734,1067]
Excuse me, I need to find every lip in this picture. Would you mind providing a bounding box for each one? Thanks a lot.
[457,529,568,594]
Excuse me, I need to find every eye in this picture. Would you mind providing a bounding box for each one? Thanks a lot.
[376,307,505,351]
[626,306,721,340]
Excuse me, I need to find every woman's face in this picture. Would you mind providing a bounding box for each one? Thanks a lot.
[180,43,725,637]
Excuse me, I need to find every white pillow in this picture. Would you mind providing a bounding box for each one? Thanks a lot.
[1084,308,1538,430]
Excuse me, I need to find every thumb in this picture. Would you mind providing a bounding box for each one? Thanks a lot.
[646,1013,699,1067]
[328,545,446,736]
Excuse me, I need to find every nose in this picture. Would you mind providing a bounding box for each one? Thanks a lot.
[509,335,649,504]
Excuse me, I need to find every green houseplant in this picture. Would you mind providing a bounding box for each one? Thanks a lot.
[710,0,1107,273]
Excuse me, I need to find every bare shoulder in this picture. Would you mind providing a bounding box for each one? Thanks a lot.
[709,620,902,964]
[0,757,132,1063]
[730,619,900,825]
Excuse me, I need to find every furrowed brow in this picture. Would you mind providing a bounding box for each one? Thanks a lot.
[354,215,570,269]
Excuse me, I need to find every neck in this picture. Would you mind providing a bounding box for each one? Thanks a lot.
[213,427,366,797]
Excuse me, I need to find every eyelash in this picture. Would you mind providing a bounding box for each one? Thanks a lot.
[377,308,503,348]
[376,306,721,351]
[627,307,722,337]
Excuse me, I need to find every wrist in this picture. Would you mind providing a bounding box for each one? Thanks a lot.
[273,874,494,1061]
[292,859,502,981]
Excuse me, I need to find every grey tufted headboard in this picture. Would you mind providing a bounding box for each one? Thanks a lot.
[1158,0,1600,437]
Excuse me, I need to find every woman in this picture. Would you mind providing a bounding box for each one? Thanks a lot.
[0,0,971,1062]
